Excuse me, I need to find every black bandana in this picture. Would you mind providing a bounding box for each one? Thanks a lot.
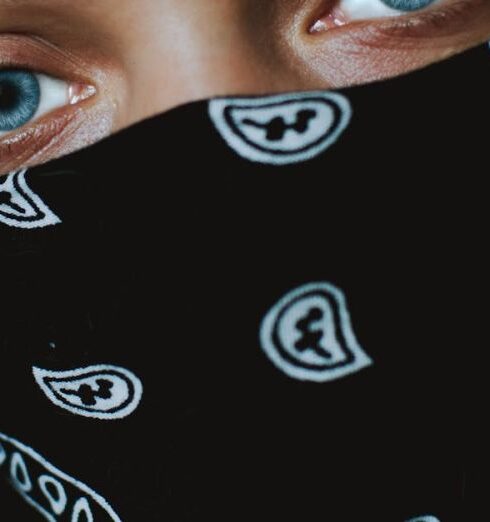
[1,44,489,521]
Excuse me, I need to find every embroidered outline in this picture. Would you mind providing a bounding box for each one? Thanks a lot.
[72,497,95,522]
[38,474,68,515]
[208,91,352,165]
[259,282,372,382]
[0,169,61,229]
[11,451,33,492]
[32,364,143,420]
[0,433,121,521]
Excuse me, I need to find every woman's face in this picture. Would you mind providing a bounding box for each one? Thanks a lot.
[0,0,489,174]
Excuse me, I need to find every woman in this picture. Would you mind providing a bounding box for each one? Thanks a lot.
[0,0,489,173]
[1,1,489,520]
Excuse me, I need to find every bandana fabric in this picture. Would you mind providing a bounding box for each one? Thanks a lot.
[0,44,489,521]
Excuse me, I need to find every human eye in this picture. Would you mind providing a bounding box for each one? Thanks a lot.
[0,34,118,176]
[309,0,477,30]
[0,69,94,138]
[303,0,489,86]
[334,0,442,22]
[309,0,484,34]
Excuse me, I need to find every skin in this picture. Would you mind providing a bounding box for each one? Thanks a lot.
[0,0,489,175]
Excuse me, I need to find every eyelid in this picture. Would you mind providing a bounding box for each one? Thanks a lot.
[308,0,484,39]
[0,34,110,175]
[300,0,489,93]
[309,0,458,33]
[0,35,98,138]
[366,0,486,39]
[0,34,97,89]
[339,0,443,21]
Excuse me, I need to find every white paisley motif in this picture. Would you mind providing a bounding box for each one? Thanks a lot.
[33,364,143,420]
[0,169,61,229]
[209,91,352,165]
[0,432,121,521]
[260,282,372,382]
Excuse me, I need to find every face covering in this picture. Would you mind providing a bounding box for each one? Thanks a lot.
[0,44,489,522]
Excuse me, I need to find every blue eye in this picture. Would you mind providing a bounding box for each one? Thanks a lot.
[336,0,441,22]
[381,0,436,10]
[0,69,73,137]
[0,70,40,132]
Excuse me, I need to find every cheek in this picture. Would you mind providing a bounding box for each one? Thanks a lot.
[292,26,490,88]
[283,0,490,89]
[44,99,115,162]
[0,109,78,175]
[309,43,433,86]
[0,98,115,175]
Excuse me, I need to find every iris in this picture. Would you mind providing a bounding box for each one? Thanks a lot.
[381,0,436,11]
[0,70,41,132]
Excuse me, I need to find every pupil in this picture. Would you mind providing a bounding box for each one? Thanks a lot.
[0,81,20,111]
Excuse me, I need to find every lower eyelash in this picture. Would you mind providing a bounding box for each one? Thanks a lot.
[0,105,79,173]
[372,0,484,39]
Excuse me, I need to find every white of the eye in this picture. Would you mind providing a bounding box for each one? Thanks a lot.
[32,73,70,121]
[0,73,69,138]
[340,0,431,19]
